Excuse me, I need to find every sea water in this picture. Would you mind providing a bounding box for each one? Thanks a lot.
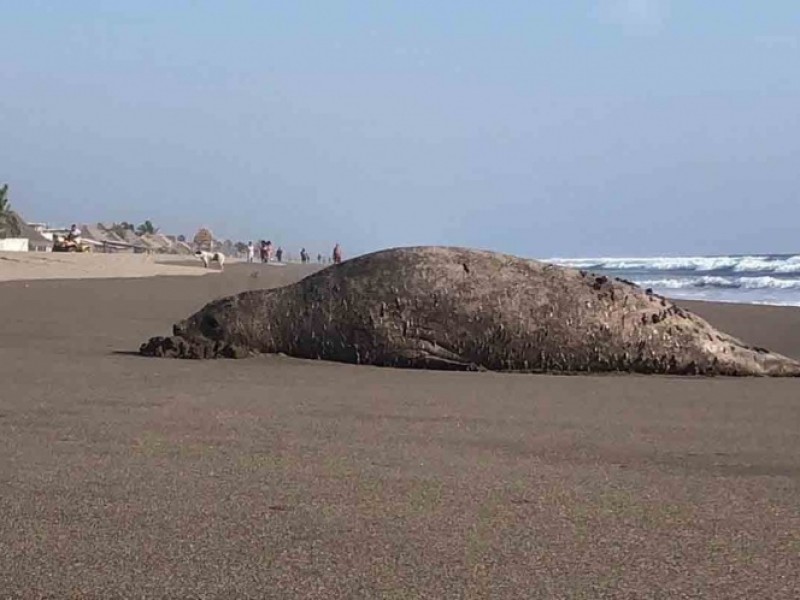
[546,254,800,307]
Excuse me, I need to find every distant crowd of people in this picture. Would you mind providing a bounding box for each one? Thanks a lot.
[245,240,276,263]
[244,240,343,265]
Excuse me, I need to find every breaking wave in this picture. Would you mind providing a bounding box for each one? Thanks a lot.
[548,254,800,274]
[636,276,800,291]
[545,253,800,306]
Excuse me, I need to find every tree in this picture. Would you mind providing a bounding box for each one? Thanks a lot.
[234,241,248,255]
[177,234,186,243]
[136,220,158,235]
[193,227,214,250]
[108,222,135,238]
[0,184,14,237]
[0,184,9,215]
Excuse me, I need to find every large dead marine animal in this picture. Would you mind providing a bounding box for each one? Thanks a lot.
[140,247,800,376]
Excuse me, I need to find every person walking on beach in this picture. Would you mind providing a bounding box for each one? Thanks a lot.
[247,241,255,263]
[332,243,342,264]
[264,240,273,263]
[276,246,283,263]
[300,248,308,264]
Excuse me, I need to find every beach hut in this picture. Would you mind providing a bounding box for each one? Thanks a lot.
[115,228,149,253]
[0,211,52,251]
[140,233,176,253]
[80,224,128,253]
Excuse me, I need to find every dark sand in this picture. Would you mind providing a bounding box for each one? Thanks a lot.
[1,264,798,599]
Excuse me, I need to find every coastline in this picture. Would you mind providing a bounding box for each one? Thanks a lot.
[549,253,800,308]
[3,252,799,359]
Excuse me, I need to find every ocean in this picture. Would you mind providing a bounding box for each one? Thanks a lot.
[546,254,800,307]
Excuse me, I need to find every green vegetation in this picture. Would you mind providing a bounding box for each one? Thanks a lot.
[108,221,135,238]
[136,220,158,235]
[107,220,159,237]
[0,184,9,215]
[0,183,19,237]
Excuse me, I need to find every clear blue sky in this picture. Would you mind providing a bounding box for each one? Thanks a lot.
[2,1,798,256]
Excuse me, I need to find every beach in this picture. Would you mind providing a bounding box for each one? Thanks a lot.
[1,258,799,598]
[0,251,217,282]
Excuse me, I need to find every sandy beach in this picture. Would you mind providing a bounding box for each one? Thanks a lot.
[1,260,799,598]
[0,251,222,282]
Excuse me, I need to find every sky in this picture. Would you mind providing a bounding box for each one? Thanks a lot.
[1,1,799,257]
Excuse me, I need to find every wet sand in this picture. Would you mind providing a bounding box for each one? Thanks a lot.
[1,264,798,598]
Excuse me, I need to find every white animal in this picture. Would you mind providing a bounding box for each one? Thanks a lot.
[195,250,225,271]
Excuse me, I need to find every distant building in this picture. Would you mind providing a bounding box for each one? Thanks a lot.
[193,227,214,251]
[0,212,52,251]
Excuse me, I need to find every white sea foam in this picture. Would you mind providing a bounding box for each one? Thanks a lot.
[752,300,800,307]
[547,254,800,274]
[638,276,800,291]
[544,254,800,306]
[732,255,800,273]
